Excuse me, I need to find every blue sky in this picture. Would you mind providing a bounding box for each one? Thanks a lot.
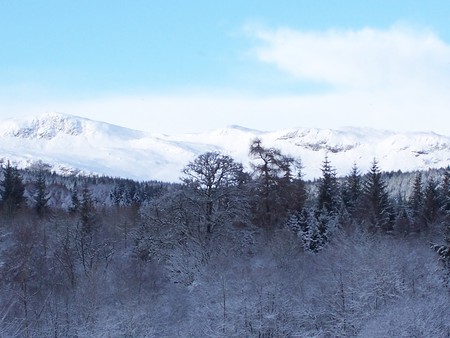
[1,1,450,134]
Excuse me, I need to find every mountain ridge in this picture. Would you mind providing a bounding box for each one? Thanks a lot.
[0,112,449,181]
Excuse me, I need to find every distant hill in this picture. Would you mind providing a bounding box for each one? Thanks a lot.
[1,112,449,181]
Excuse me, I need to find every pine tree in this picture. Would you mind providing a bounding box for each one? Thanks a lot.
[361,159,392,232]
[440,167,450,217]
[80,183,95,234]
[422,176,442,226]
[297,208,325,253]
[341,163,362,214]
[69,185,80,214]
[0,161,25,215]
[286,159,307,214]
[34,168,50,217]
[409,172,424,219]
[249,138,298,227]
[317,155,340,215]
[286,211,301,234]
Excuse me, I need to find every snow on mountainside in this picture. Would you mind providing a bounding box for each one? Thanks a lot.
[0,112,449,182]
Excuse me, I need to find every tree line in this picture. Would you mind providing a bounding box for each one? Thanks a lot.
[0,139,449,337]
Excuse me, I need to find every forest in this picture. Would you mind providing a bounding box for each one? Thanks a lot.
[0,138,449,337]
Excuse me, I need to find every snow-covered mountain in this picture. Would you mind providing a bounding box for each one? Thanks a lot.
[0,112,449,181]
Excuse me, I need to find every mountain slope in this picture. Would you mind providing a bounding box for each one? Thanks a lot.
[0,112,449,181]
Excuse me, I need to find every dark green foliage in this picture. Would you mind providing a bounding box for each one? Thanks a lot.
[110,179,159,207]
[422,177,442,226]
[80,183,95,234]
[69,187,80,213]
[249,138,305,227]
[0,161,25,215]
[341,163,363,213]
[317,155,340,215]
[361,159,393,232]
[1,156,450,337]
[440,167,450,216]
[33,169,50,216]
[409,172,424,219]
[286,208,329,253]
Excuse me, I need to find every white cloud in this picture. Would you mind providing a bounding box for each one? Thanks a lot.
[249,24,450,90]
[2,88,448,135]
[1,25,450,135]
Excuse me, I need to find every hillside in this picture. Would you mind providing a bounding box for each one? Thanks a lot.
[1,112,449,181]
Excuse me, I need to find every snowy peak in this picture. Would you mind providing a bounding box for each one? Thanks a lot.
[272,128,363,153]
[0,113,450,181]
[0,112,84,139]
[0,112,146,141]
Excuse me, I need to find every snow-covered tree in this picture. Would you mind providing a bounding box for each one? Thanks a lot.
[249,138,303,227]
[361,159,393,232]
[408,172,424,218]
[440,166,450,216]
[317,155,340,215]
[422,176,442,227]
[0,161,25,215]
[341,163,363,214]
[291,208,328,253]
[33,167,50,217]
[182,151,249,235]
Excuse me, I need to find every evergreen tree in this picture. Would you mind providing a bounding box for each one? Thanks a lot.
[422,176,442,226]
[80,183,95,234]
[394,206,413,236]
[249,138,300,227]
[297,208,326,253]
[286,159,307,214]
[69,185,80,214]
[34,168,50,217]
[341,163,363,214]
[0,161,25,215]
[409,172,424,219]
[361,159,393,232]
[316,155,339,215]
[440,167,450,217]
[286,211,301,234]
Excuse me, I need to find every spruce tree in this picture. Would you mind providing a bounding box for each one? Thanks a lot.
[361,159,392,232]
[317,155,339,215]
[80,183,95,234]
[34,168,50,216]
[422,176,442,226]
[341,163,362,214]
[0,161,25,215]
[440,167,450,217]
[409,172,424,219]
[69,185,80,214]
[249,138,298,227]
[297,208,326,253]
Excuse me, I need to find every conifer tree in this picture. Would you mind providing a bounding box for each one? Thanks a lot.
[296,208,326,253]
[422,176,442,226]
[0,161,25,215]
[440,167,450,217]
[341,163,362,213]
[409,172,424,219]
[317,155,339,215]
[34,168,50,217]
[361,159,393,232]
[80,183,95,234]
[249,138,299,227]
[69,185,80,214]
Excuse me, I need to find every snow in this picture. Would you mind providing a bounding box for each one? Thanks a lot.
[0,112,449,182]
